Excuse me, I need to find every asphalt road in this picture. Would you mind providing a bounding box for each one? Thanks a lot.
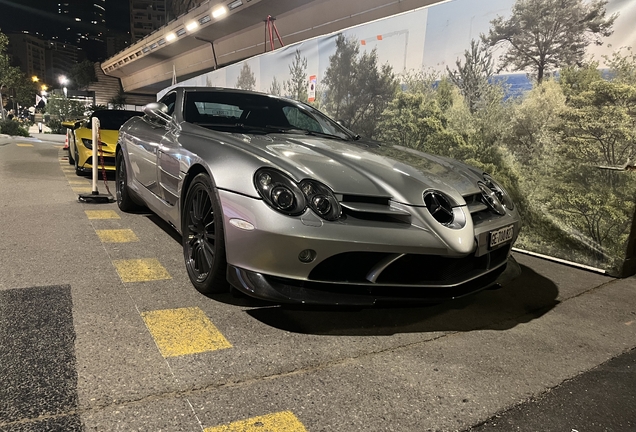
[1,134,635,431]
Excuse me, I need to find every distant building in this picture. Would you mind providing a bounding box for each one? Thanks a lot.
[56,0,108,60]
[45,41,81,85]
[130,0,168,42]
[107,35,131,58]
[168,0,206,18]
[6,33,47,80]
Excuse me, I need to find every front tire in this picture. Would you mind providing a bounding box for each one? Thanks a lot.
[67,146,74,165]
[115,148,143,212]
[73,145,84,176]
[182,174,228,294]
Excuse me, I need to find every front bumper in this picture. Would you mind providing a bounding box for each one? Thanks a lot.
[227,255,521,305]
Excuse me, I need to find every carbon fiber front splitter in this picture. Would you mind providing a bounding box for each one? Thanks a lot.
[227,255,522,306]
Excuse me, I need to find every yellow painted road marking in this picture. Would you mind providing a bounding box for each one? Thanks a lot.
[85,210,120,219]
[16,143,33,147]
[141,307,232,357]
[72,187,94,193]
[54,145,63,149]
[96,229,139,243]
[204,411,307,432]
[67,180,89,185]
[113,258,171,283]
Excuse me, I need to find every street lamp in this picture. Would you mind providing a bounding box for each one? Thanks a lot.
[59,75,69,98]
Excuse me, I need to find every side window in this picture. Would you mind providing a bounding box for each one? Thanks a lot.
[160,92,177,116]
[282,106,322,132]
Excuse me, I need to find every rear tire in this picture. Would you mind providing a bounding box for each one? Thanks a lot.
[115,148,143,212]
[182,174,228,294]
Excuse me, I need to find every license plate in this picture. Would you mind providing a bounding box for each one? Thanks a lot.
[489,225,514,248]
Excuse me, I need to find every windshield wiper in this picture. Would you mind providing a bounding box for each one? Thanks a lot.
[276,127,353,141]
[196,123,287,133]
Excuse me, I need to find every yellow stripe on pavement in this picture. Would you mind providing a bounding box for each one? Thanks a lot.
[85,210,120,219]
[113,258,171,283]
[96,229,139,243]
[205,411,307,432]
[72,187,94,193]
[67,180,89,185]
[141,307,232,357]
[16,143,33,147]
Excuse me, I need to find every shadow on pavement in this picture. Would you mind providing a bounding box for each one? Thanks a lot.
[143,210,559,334]
[242,263,559,335]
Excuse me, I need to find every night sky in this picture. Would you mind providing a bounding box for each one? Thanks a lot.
[0,0,131,38]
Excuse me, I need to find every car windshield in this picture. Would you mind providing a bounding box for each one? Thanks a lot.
[183,91,353,140]
[91,110,143,131]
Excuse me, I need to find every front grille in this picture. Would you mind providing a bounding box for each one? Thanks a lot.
[339,195,411,224]
[308,246,510,286]
[86,156,115,167]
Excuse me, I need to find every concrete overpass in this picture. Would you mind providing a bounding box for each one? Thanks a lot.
[102,0,441,95]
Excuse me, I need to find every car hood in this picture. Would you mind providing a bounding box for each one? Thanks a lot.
[224,132,484,206]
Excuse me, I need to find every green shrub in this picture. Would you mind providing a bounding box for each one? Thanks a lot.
[0,119,29,137]
[46,119,65,134]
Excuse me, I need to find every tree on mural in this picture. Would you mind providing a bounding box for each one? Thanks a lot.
[482,0,617,83]
[518,58,636,270]
[322,34,398,138]
[283,49,308,102]
[506,79,566,165]
[447,39,494,113]
[269,76,282,96]
[235,63,256,90]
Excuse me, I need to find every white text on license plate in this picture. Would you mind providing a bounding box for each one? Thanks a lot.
[490,225,514,248]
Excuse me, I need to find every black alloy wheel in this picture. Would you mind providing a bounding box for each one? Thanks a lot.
[115,148,143,212]
[67,142,74,165]
[73,143,83,176]
[182,173,228,294]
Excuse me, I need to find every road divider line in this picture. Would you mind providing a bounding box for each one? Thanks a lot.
[16,143,33,147]
[85,210,120,220]
[112,258,171,282]
[204,411,307,432]
[96,229,139,243]
[141,307,232,357]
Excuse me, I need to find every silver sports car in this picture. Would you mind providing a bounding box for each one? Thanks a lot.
[116,87,521,305]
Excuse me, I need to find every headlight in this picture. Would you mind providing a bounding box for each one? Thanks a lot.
[482,174,514,210]
[299,179,341,221]
[81,138,93,149]
[254,168,306,216]
[254,168,342,221]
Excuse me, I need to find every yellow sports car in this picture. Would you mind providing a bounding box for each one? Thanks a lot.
[67,110,143,175]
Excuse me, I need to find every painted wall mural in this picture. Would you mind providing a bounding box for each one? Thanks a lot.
[160,0,636,276]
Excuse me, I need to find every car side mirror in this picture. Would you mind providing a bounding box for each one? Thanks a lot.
[143,102,171,124]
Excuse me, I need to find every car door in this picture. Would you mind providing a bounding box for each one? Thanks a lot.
[128,92,176,195]
[157,127,182,207]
